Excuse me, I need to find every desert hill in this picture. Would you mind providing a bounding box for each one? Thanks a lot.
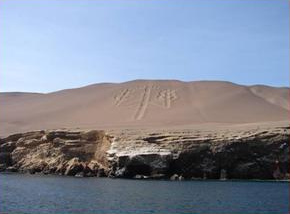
[0,80,288,136]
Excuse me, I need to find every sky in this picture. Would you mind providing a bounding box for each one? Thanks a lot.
[0,0,289,93]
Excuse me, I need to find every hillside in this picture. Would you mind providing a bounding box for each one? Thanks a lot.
[0,80,288,136]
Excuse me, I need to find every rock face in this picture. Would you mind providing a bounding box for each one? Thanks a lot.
[0,130,111,177]
[0,125,289,180]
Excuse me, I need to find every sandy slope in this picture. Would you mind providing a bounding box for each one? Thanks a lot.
[0,80,288,136]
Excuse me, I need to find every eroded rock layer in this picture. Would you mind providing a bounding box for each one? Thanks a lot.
[0,130,111,177]
[0,125,289,180]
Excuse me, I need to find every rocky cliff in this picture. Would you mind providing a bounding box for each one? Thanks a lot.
[0,125,289,180]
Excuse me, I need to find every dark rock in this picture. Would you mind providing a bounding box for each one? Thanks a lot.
[220,169,227,180]
[6,166,17,172]
[81,130,99,141]
[0,152,12,166]
[117,153,171,178]
[0,164,6,172]
[114,167,125,178]
[65,158,84,176]
[97,168,106,177]
[4,133,24,142]
[75,172,85,177]
[150,174,166,179]
[0,142,16,153]
[85,172,94,177]
[134,174,145,179]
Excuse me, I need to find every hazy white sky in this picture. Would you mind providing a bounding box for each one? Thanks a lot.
[0,0,289,92]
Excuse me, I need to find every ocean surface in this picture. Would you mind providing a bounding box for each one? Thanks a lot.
[0,174,288,214]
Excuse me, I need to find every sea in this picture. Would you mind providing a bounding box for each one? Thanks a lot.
[0,173,288,214]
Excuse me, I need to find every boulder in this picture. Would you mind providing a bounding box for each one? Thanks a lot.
[170,174,179,181]
[87,161,99,175]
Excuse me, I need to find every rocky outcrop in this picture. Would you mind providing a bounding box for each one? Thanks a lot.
[0,130,111,177]
[0,125,289,180]
[107,126,289,180]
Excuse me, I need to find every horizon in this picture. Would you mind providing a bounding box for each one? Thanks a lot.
[0,0,289,93]
[1,79,289,94]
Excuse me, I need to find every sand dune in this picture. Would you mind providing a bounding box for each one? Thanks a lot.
[0,80,288,136]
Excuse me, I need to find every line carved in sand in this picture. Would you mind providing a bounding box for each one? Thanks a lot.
[134,85,152,120]
[157,89,177,109]
[114,89,131,106]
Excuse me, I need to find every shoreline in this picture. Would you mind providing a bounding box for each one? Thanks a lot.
[1,172,289,183]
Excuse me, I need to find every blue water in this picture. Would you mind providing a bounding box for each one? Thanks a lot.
[0,174,288,214]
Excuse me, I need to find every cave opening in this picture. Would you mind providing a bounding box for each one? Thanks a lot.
[125,164,152,177]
